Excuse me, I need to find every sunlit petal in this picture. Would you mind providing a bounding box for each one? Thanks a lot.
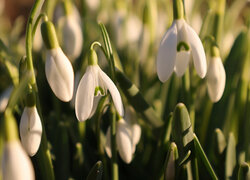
[116,119,133,164]
[89,95,102,118]
[98,68,124,116]
[104,126,112,158]
[20,107,42,156]
[60,15,83,60]
[207,57,226,102]
[174,51,190,76]
[2,141,35,180]
[156,22,177,82]
[45,48,74,102]
[75,67,95,121]
[186,24,207,78]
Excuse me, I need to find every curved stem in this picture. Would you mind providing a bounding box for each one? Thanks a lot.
[25,0,44,86]
[32,13,48,41]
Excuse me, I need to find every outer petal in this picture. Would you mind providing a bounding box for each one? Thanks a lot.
[45,48,74,102]
[104,126,112,158]
[156,22,177,82]
[206,57,226,102]
[98,68,124,116]
[61,15,83,60]
[2,141,35,180]
[75,67,95,121]
[131,123,141,153]
[89,95,102,118]
[20,107,42,156]
[116,119,133,164]
[174,51,191,77]
[186,23,207,78]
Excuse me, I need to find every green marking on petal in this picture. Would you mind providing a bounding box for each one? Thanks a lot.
[177,41,190,52]
[95,86,105,96]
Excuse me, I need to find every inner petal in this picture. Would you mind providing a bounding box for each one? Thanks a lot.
[174,51,191,77]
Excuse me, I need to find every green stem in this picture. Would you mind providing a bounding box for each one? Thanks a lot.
[193,134,218,180]
[110,105,118,180]
[32,13,48,41]
[25,0,44,86]
[25,1,55,179]
[173,0,184,19]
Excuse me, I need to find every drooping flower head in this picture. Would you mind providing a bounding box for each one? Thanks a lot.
[41,19,74,102]
[104,117,141,164]
[55,1,83,60]
[2,110,35,180]
[20,106,42,156]
[75,49,124,121]
[206,46,226,102]
[156,0,207,82]
[19,87,42,156]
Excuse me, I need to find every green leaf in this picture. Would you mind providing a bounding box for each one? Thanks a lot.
[172,103,194,163]
[86,161,103,180]
[238,162,250,180]
[115,69,163,128]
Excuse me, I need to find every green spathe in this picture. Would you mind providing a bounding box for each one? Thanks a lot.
[172,103,194,162]
[41,21,59,49]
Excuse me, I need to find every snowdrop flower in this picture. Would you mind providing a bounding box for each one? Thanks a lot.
[2,141,35,180]
[206,54,226,102]
[41,20,74,102]
[20,106,42,156]
[156,0,207,82]
[75,49,124,121]
[56,2,83,61]
[105,118,133,164]
[105,117,141,164]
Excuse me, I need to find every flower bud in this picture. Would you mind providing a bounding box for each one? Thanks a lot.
[206,56,226,102]
[19,106,42,156]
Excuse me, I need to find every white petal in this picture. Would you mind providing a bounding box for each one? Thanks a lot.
[132,123,141,146]
[98,68,124,116]
[174,51,191,77]
[2,141,35,180]
[131,123,141,154]
[156,22,177,82]
[89,95,102,118]
[116,119,133,164]
[61,15,83,60]
[20,107,42,156]
[45,48,74,102]
[75,67,95,121]
[104,126,112,158]
[186,23,207,78]
[206,57,226,102]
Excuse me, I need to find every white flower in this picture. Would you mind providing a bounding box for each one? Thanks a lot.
[45,47,74,102]
[58,13,83,60]
[75,65,124,121]
[2,141,35,180]
[104,118,141,164]
[157,19,207,82]
[105,119,133,164]
[19,106,42,156]
[206,57,226,102]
